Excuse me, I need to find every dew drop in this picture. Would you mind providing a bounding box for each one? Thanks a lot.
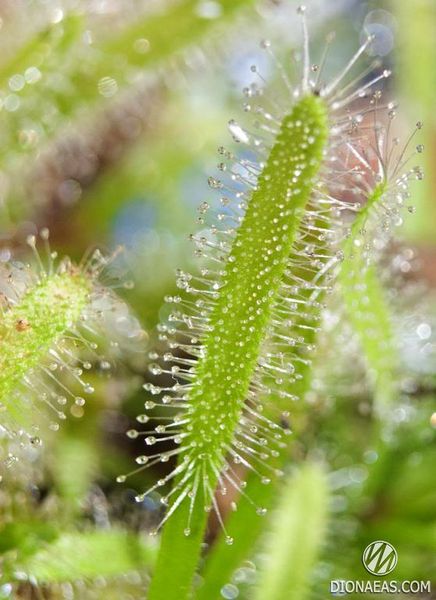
[134,38,150,54]
[9,74,25,92]
[228,120,250,144]
[195,0,222,19]
[136,414,149,424]
[221,583,239,599]
[25,66,42,84]
[416,323,431,340]
[208,177,222,189]
[98,76,118,98]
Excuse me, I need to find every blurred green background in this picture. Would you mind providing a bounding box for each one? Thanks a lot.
[0,0,434,598]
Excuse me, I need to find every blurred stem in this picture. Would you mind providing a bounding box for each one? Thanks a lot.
[254,463,328,600]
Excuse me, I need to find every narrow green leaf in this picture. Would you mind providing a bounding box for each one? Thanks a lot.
[339,183,397,413]
[1,0,254,159]
[254,463,328,600]
[198,460,286,600]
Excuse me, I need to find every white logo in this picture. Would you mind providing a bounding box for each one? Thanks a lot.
[362,540,398,576]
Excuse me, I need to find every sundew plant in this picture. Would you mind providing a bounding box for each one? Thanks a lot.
[0,1,434,599]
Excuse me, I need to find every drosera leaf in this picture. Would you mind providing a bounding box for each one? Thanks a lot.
[146,90,329,600]
[128,9,407,600]
[339,184,397,413]
[37,0,257,119]
[0,0,257,226]
[17,530,157,583]
[338,117,424,415]
[253,463,328,600]
[0,268,91,429]
[100,0,257,72]
[0,14,85,173]
[0,230,145,454]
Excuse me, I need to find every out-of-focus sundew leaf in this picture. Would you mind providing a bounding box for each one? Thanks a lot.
[0,1,255,175]
[0,0,256,227]
[254,464,328,600]
[198,459,287,600]
[340,184,397,415]
[34,0,256,119]
[0,15,83,86]
[0,15,84,167]
[395,0,436,241]
[100,0,256,70]
[19,530,157,582]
